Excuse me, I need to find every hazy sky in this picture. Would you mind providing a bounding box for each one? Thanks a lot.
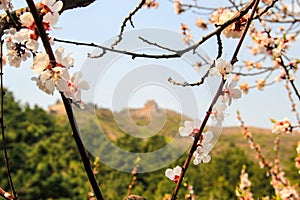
[3,0,300,129]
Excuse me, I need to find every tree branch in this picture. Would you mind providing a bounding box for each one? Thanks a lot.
[55,0,258,61]
[170,0,261,198]
[0,0,95,35]
[0,39,17,199]
[111,0,146,48]
[25,1,104,200]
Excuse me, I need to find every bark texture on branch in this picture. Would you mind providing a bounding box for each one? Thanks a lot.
[0,0,95,35]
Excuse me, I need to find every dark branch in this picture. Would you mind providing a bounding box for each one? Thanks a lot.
[54,38,181,59]
[0,0,95,35]
[0,39,18,200]
[25,1,104,200]
[111,0,146,48]
[54,0,259,60]
[170,0,261,198]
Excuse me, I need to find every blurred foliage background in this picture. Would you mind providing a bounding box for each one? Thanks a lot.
[0,89,299,200]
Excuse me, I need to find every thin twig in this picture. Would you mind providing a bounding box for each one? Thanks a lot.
[168,63,212,87]
[285,80,300,125]
[0,39,18,200]
[111,0,146,49]
[232,68,273,76]
[54,0,258,60]
[254,0,278,19]
[138,36,178,53]
[279,57,300,101]
[170,0,261,199]
[236,112,289,187]
[25,1,104,199]
[54,38,181,59]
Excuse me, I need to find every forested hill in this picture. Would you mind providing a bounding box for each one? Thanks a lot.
[0,90,299,199]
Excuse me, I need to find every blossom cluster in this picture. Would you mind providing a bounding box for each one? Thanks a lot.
[209,59,242,122]
[3,0,89,104]
[173,0,185,15]
[144,0,158,9]
[270,170,299,200]
[296,141,300,174]
[271,118,292,134]
[235,166,253,200]
[178,119,214,165]
[0,0,12,11]
[248,28,295,59]
[180,23,193,44]
[209,58,233,79]
[237,112,300,199]
[210,8,249,39]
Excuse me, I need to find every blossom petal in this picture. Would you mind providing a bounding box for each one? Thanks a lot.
[173,166,182,176]
[78,80,89,90]
[52,1,63,12]
[165,169,175,180]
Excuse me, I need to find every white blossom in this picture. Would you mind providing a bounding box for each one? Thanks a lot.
[32,67,70,95]
[178,119,201,137]
[193,131,214,165]
[42,0,63,27]
[165,166,182,182]
[209,58,233,79]
[271,118,292,134]
[222,80,242,106]
[279,186,299,200]
[32,53,50,74]
[64,72,89,102]
[55,47,74,68]
[211,103,227,122]
[20,12,34,27]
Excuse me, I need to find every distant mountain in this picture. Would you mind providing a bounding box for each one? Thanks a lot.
[47,100,299,139]
[48,100,190,139]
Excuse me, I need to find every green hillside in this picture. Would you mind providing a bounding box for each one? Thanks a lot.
[0,90,299,199]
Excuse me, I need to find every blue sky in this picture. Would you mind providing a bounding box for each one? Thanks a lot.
[3,0,300,129]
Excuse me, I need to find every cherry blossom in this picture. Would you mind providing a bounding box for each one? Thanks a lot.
[64,72,89,102]
[271,118,292,134]
[239,82,250,94]
[210,8,249,38]
[248,28,293,59]
[222,80,242,106]
[178,119,201,137]
[12,28,39,51]
[211,103,227,122]
[0,0,12,11]
[41,0,63,27]
[256,79,266,91]
[173,0,184,14]
[295,150,300,174]
[236,166,253,200]
[31,52,50,74]
[239,168,251,190]
[20,12,35,28]
[195,18,207,29]
[6,38,31,67]
[193,131,213,165]
[144,0,158,9]
[32,67,70,95]
[55,47,74,68]
[209,58,233,79]
[278,186,299,200]
[165,166,182,183]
